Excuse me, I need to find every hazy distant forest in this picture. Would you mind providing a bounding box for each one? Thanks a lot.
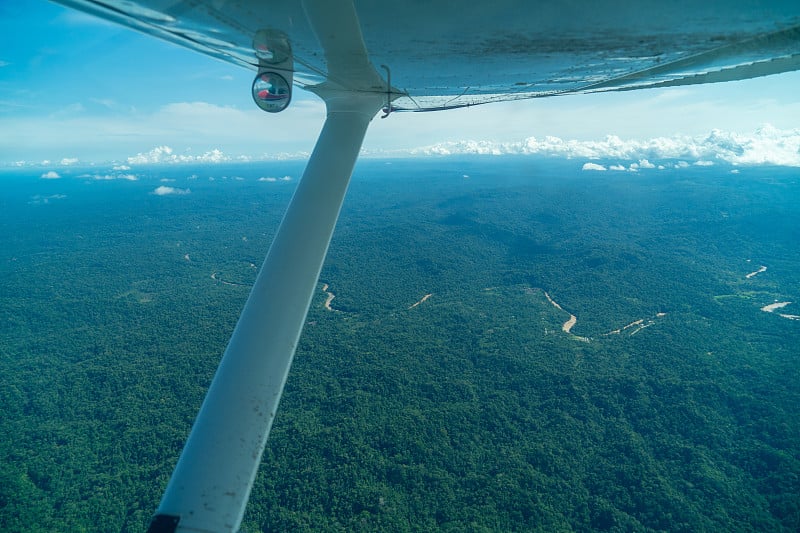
[1,158,798,531]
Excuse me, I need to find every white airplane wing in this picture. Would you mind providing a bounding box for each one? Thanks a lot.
[47,2,800,533]
[53,0,800,110]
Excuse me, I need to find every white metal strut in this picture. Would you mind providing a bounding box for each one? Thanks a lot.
[150,94,383,533]
[147,1,389,530]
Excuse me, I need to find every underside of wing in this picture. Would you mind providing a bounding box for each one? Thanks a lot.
[51,0,800,109]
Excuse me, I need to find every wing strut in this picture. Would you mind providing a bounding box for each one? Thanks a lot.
[148,95,383,533]
[146,1,387,530]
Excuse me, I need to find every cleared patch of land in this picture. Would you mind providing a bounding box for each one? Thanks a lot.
[409,293,432,309]
[321,283,337,311]
[746,265,767,278]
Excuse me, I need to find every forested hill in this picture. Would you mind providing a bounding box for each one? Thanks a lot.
[1,159,798,531]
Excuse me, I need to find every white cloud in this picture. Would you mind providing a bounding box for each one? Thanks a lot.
[608,162,657,172]
[84,173,138,181]
[112,164,131,171]
[582,163,607,171]
[258,177,277,182]
[262,151,310,161]
[197,149,227,163]
[40,170,61,179]
[60,157,79,166]
[280,176,292,181]
[395,125,800,167]
[152,186,191,196]
[127,145,230,164]
[128,145,174,164]
[407,140,506,156]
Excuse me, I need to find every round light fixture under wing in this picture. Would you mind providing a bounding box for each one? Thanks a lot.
[252,72,291,113]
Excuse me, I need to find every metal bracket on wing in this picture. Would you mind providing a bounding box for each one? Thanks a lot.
[147,2,389,533]
[301,0,399,111]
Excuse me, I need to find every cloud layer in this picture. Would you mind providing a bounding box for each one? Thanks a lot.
[117,126,800,168]
[393,125,800,167]
[128,145,229,165]
[15,126,800,170]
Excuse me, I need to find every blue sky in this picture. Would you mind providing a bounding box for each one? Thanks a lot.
[2,1,800,166]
